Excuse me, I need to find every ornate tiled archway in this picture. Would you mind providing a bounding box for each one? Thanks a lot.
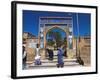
[38,17,75,59]
[43,25,69,49]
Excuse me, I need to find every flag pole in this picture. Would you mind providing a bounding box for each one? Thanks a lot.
[76,13,80,58]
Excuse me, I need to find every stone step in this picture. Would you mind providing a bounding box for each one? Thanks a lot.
[26,58,77,64]
[28,61,80,68]
[53,50,58,56]
[41,58,77,63]
[46,56,69,59]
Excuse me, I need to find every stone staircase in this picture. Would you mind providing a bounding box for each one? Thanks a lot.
[26,50,80,69]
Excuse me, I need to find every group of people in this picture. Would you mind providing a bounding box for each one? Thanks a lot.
[46,47,66,68]
[23,44,67,68]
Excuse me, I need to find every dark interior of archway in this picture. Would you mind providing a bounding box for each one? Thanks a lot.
[46,27,67,50]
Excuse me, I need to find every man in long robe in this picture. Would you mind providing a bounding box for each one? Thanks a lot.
[46,49,54,61]
[34,44,41,65]
[57,48,64,68]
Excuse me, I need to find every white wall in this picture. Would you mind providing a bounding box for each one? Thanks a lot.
[0,0,99,80]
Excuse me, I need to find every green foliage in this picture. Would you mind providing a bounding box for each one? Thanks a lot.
[47,30,63,48]
[47,40,55,46]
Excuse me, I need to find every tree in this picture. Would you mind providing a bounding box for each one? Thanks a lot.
[47,30,62,48]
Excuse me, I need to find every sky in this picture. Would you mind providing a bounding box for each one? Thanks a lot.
[23,10,91,37]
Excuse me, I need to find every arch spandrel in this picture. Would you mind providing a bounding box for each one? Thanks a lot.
[44,25,69,34]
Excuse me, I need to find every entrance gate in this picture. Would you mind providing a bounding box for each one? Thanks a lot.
[38,17,76,59]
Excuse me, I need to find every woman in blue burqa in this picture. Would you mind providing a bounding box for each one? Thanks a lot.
[57,47,64,68]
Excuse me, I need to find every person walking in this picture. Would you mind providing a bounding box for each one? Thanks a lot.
[46,48,54,61]
[57,47,64,68]
[34,44,41,65]
[62,45,67,57]
[22,45,27,69]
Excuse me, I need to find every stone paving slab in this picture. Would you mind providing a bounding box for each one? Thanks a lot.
[40,58,77,63]
[27,61,80,68]
[25,63,81,69]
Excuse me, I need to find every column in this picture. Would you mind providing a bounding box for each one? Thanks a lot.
[67,27,74,59]
[40,27,44,48]
[38,36,40,47]
[44,30,46,49]
[65,32,68,58]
